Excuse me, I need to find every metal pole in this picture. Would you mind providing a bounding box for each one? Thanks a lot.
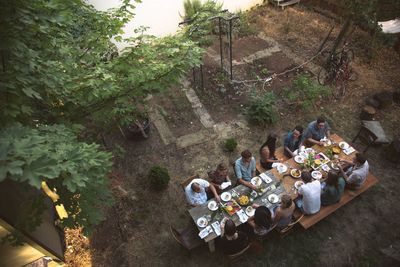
[229,19,233,80]
[218,17,223,71]
[200,64,204,90]
[192,68,196,89]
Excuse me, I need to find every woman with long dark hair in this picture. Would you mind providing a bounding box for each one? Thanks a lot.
[219,218,249,255]
[248,205,275,236]
[321,171,345,206]
[259,133,280,170]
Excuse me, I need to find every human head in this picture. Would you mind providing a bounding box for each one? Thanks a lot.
[301,171,312,183]
[216,163,227,174]
[280,194,293,209]
[326,171,339,187]
[191,182,201,193]
[354,153,367,165]
[254,206,272,228]
[241,150,252,163]
[224,219,236,236]
[316,116,326,129]
[293,125,303,138]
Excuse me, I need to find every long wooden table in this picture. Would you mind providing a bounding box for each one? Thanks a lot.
[188,134,378,252]
[188,171,286,252]
[269,133,378,229]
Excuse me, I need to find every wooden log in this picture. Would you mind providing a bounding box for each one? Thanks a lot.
[360,105,376,121]
[374,91,393,109]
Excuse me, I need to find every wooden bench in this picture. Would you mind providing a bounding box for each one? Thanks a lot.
[299,172,378,229]
[256,146,290,174]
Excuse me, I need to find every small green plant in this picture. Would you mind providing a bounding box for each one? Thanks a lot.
[113,144,126,159]
[245,91,278,125]
[260,68,269,76]
[233,11,257,37]
[283,74,329,111]
[224,138,238,152]
[148,165,170,190]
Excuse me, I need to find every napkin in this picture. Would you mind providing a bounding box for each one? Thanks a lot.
[237,209,249,223]
[198,226,213,239]
[343,146,356,155]
[271,162,279,168]
[220,181,231,190]
[259,173,272,184]
[211,221,221,236]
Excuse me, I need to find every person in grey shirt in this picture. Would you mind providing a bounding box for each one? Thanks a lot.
[303,116,331,146]
[235,150,257,190]
[338,153,369,190]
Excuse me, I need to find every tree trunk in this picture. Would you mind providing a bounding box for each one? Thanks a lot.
[326,18,353,66]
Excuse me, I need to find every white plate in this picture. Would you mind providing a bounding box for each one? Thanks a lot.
[330,162,340,171]
[207,200,218,211]
[323,139,332,146]
[305,148,315,154]
[197,217,208,228]
[294,155,305,164]
[321,164,330,172]
[245,206,255,217]
[311,171,323,180]
[339,141,349,149]
[221,192,232,202]
[251,177,262,186]
[294,181,304,189]
[276,163,288,173]
[268,194,279,204]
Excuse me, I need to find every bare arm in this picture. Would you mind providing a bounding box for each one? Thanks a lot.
[238,179,257,190]
[307,137,324,146]
[284,146,295,157]
[208,183,221,202]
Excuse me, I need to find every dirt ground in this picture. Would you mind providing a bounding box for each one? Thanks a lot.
[65,4,400,267]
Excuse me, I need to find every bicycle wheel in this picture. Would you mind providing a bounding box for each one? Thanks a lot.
[317,66,334,86]
[332,71,346,100]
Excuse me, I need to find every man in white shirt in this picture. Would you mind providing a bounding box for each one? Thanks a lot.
[339,153,369,190]
[296,171,321,215]
[185,178,220,207]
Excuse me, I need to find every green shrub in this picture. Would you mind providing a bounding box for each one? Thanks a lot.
[246,91,278,125]
[233,11,257,37]
[224,138,238,152]
[183,0,203,21]
[283,74,329,110]
[148,165,170,190]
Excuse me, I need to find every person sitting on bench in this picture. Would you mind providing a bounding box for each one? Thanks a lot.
[284,125,304,158]
[321,171,345,206]
[235,150,258,190]
[259,133,281,170]
[296,171,321,215]
[303,116,331,147]
[208,163,231,193]
[338,153,369,190]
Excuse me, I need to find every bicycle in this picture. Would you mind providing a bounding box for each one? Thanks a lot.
[317,43,357,100]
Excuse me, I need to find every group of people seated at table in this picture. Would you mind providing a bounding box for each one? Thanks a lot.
[183,116,370,254]
[296,152,369,214]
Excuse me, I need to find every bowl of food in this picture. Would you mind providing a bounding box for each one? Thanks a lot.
[332,146,341,154]
[238,195,250,206]
[290,169,301,179]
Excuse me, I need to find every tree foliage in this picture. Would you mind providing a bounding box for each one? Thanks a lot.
[0,0,203,237]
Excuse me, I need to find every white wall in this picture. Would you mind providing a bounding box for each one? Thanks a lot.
[87,0,264,49]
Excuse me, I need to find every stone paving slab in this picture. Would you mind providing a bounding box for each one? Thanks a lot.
[175,129,212,149]
[181,79,215,129]
[148,106,176,145]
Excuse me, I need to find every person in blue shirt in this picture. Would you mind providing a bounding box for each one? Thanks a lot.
[304,116,331,146]
[185,178,220,207]
[284,125,303,158]
[235,150,257,190]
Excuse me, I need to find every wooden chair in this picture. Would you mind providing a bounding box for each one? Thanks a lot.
[226,244,251,263]
[169,224,203,251]
[352,121,390,153]
[277,211,304,238]
[180,174,198,191]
